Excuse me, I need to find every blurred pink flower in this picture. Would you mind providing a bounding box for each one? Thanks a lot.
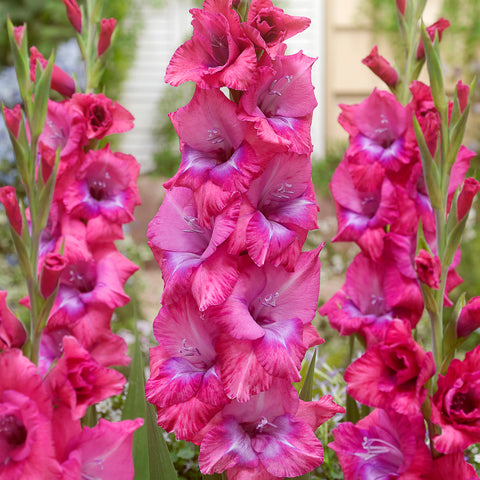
[431,344,480,453]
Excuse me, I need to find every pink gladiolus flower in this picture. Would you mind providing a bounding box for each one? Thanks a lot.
[165,6,257,90]
[0,291,26,349]
[416,18,450,60]
[97,18,116,57]
[345,320,435,415]
[0,186,23,235]
[330,157,398,260]
[243,0,311,57]
[319,246,424,346]
[239,51,317,154]
[39,100,87,182]
[198,379,343,479]
[431,344,480,453]
[69,93,134,140]
[362,45,399,87]
[63,144,141,225]
[40,322,130,376]
[211,247,323,400]
[165,87,261,220]
[228,152,318,270]
[0,349,62,479]
[147,186,240,310]
[339,89,415,172]
[61,418,143,480]
[415,249,441,289]
[47,230,137,328]
[457,296,480,338]
[46,336,125,420]
[61,0,82,33]
[145,294,227,441]
[329,409,432,479]
[29,46,76,97]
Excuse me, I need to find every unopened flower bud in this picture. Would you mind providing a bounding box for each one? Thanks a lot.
[61,0,82,33]
[362,45,398,87]
[0,186,23,235]
[40,252,67,298]
[29,46,76,98]
[97,18,116,57]
[416,18,450,60]
[457,296,480,338]
[457,177,480,221]
[3,104,22,139]
[415,249,441,289]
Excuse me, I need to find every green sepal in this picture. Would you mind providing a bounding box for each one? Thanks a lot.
[6,18,31,104]
[441,293,466,374]
[299,348,317,402]
[444,211,468,269]
[3,119,30,187]
[82,404,98,428]
[413,116,442,209]
[9,225,32,283]
[446,104,470,171]
[30,54,55,139]
[421,23,448,114]
[446,190,459,238]
[419,282,439,318]
[345,393,360,424]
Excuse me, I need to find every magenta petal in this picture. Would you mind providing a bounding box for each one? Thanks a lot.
[256,415,324,477]
[246,211,296,266]
[253,318,305,381]
[172,87,245,152]
[64,418,143,480]
[156,398,224,441]
[191,245,239,310]
[199,416,259,474]
[145,357,203,407]
[217,335,273,402]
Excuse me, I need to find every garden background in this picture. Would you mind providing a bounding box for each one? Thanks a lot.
[1,0,480,477]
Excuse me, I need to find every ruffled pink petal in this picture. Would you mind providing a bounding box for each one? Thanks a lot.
[253,318,305,381]
[217,335,273,402]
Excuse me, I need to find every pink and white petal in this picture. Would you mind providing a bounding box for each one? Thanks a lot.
[191,247,239,311]
[246,211,295,267]
[199,416,259,475]
[217,335,273,402]
[210,293,266,341]
[156,398,222,441]
[256,415,324,477]
[197,365,229,407]
[253,318,305,381]
[145,357,203,407]
[296,396,345,430]
[253,247,322,326]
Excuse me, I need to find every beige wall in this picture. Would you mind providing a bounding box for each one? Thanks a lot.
[325,0,442,144]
